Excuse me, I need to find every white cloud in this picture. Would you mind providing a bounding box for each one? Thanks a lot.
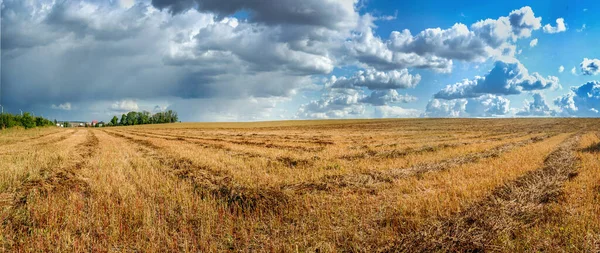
[373,105,421,118]
[119,0,135,8]
[554,81,600,116]
[359,90,417,106]
[296,90,365,119]
[543,18,567,33]
[580,58,600,75]
[434,61,560,99]
[345,6,544,74]
[327,68,421,90]
[110,99,139,112]
[423,95,511,118]
[558,65,564,73]
[517,93,555,116]
[529,38,538,47]
[577,24,586,32]
[51,102,72,111]
[571,66,578,75]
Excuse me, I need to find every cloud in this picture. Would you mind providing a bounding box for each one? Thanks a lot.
[110,100,140,112]
[359,90,417,106]
[554,81,600,117]
[150,0,358,30]
[423,95,510,117]
[296,88,418,118]
[543,18,567,33]
[327,69,421,90]
[571,66,578,75]
[0,0,338,119]
[558,65,564,73]
[576,24,586,32]
[296,90,365,119]
[434,61,560,99]
[51,102,72,111]
[517,93,555,116]
[529,38,538,47]
[580,58,600,75]
[373,105,421,118]
[345,6,544,74]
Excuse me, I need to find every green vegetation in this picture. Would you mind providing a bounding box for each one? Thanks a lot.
[0,112,55,129]
[110,110,178,126]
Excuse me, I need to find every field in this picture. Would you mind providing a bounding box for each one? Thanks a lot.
[1,118,599,252]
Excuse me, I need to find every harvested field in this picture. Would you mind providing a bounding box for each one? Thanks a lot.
[1,118,599,252]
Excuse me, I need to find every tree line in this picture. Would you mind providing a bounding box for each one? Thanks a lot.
[0,112,55,129]
[107,110,179,126]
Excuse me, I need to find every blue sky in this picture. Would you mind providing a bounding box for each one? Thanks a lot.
[1,0,600,121]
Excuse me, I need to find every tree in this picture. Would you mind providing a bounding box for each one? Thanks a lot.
[120,114,127,126]
[21,113,36,129]
[111,116,119,126]
[126,111,137,126]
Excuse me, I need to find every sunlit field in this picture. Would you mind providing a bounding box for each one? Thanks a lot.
[1,118,599,252]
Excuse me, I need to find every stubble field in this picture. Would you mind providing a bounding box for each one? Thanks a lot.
[1,118,599,252]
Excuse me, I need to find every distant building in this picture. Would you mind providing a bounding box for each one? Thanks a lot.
[92,120,98,126]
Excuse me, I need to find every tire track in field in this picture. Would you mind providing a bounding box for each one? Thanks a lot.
[2,130,98,239]
[104,130,290,214]
[393,134,580,252]
[283,134,554,194]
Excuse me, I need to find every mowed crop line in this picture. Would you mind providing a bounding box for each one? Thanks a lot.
[122,130,326,165]
[103,130,291,214]
[1,130,99,250]
[132,129,337,146]
[504,132,600,251]
[393,133,581,252]
[337,132,527,161]
[63,130,224,252]
[0,129,63,146]
[282,134,554,194]
[125,129,327,153]
[0,130,76,156]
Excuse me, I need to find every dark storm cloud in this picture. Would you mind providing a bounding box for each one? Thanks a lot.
[151,0,358,29]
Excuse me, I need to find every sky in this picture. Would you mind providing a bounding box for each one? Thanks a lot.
[1,0,600,122]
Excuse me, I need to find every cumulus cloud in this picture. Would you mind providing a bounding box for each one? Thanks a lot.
[571,66,578,75]
[373,105,421,118]
[517,93,555,116]
[434,61,560,99]
[558,65,564,73]
[359,90,417,106]
[110,100,140,112]
[554,81,600,116]
[529,38,538,47]
[51,102,72,111]
[580,58,600,75]
[423,95,511,117]
[327,69,421,90]
[296,90,365,119]
[345,6,544,74]
[543,18,567,34]
[296,88,418,118]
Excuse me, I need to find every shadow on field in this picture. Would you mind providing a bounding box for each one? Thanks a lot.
[582,141,600,153]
